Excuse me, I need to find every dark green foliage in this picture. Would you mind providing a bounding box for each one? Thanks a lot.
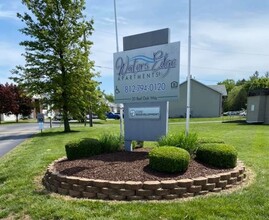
[65,138,100,160]
[98,134,123,153]
[65,134,123,160]
[196,144,238,168]
[149,146,190,173]
[226,85,247,111]
[11,0,99,132]
[158,133,198,156]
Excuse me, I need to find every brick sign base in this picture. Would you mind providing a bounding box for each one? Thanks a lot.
[42,158,247,201]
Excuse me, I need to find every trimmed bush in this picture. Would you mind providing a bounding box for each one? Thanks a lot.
[149,146,190,173]
[158,132,198,156]
[65,134,123,160]
[196,144,238,168]
[65,138,101,160]
[99,133,123,153]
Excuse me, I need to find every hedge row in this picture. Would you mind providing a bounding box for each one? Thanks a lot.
[65,134,123,160]
[156,133,238,171]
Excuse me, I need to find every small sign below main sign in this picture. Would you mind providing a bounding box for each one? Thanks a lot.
[128,107,160,119]
[114,42,180,103]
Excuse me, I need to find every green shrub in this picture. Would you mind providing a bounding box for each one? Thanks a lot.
[158,132,198,156]
[196,144,238,168]
[65,134,123,160]
[149,146,190,173]
[65,138,101,160]
[99,133,123,153]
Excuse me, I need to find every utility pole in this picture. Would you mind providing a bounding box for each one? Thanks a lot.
[186,0,192,135]
[114,0,124,137]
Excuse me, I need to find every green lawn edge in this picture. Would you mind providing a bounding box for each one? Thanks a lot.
[0,120,268,219]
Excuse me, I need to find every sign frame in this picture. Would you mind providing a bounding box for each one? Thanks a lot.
[114,42,180,103]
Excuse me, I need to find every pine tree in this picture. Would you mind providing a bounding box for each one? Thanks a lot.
[11,0,96,132]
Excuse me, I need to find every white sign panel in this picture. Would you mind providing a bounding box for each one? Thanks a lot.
[129,107,160,119]
[114,42,180,103]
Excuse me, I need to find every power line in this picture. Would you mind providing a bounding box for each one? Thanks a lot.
[91,38,269,57]
[95,63,261,74]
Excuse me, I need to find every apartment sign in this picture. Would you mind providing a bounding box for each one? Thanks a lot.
[113,42,180,103]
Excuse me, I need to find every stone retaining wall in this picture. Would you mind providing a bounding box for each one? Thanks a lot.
[42,158,246,201]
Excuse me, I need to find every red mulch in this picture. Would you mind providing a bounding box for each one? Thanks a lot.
[54,148,232,181]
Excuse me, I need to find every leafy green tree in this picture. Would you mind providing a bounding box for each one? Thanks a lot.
[248,77,269,90]
[244,71,269,92]
[218,79,235,93]
[226,86,247,111]
[104,93,115,103]
[90,88,109,120]
[236,79,246,86]
[11,0,96,132]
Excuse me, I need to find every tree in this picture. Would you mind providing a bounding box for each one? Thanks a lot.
[226,86,247,111]
[104,93,115,103]
[0,83,33,123]
[218,79,235,93]
[248,77,269,91]
[11,0,97,132]
[244,71,269,92]
[0,84,14,123]
[236,79,246,86]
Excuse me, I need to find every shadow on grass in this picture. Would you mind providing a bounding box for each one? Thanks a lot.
[34,130,81,138]
[223,120,269,126]
[222,120,247,125]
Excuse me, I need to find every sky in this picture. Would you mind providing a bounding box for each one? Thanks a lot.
[1,0,269,94]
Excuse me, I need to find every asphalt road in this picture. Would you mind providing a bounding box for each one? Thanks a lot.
[0,122,59,158]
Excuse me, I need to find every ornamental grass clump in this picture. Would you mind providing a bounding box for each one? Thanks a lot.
[98,133,123,153]
[158,132,198,156]
[196,143,238,168]
[149,146,190,173]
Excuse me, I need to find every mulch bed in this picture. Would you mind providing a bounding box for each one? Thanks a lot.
[54,148,233,182]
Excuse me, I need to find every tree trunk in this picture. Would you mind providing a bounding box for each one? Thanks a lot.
[63,117,70,132]
[89,109,93,127]
[59,49,70,132]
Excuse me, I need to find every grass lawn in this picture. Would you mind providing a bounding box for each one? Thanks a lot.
[0,120,268,219]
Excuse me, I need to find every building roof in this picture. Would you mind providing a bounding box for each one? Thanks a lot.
[180,78,227,96]
[208,85,228,96]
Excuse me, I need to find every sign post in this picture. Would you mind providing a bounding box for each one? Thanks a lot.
[37,113,44,133]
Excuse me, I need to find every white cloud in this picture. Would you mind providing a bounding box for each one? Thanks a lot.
[0,10,17,20]
[178,14,269,83]
[0,42,24,69]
